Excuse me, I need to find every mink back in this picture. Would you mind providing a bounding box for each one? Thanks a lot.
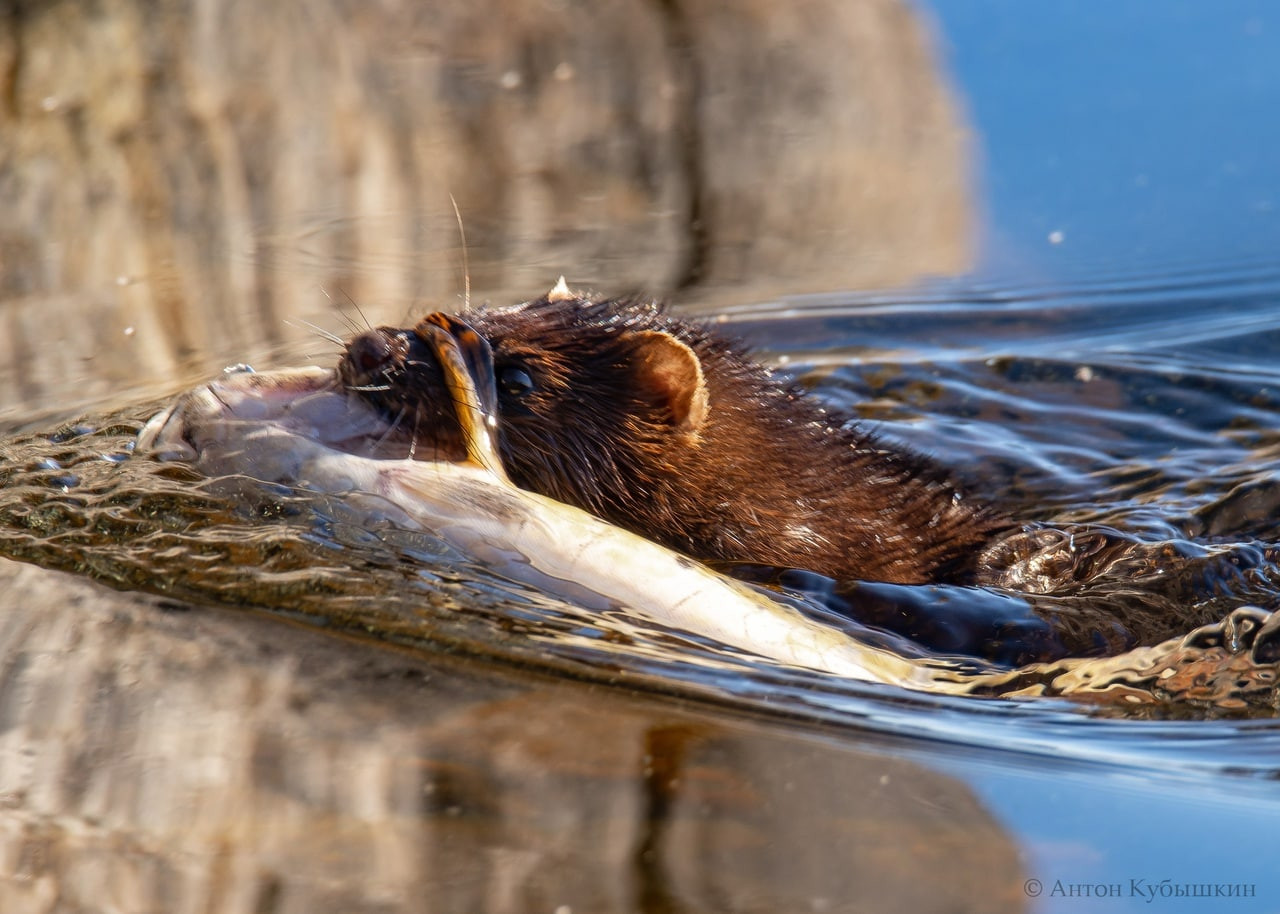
[468,295,1009,584]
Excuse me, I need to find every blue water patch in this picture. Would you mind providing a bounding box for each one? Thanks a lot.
[927,0,1280,277]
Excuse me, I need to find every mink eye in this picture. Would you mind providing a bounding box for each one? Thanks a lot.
[498,365,536,398]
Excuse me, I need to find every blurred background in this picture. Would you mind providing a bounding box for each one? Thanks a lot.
[0,0,966,419]
[4,4,1280,912]
[2,1,1277,420]
[935,1,1278,276]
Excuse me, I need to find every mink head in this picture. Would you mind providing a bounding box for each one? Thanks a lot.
[338,293,718,515]
[467,295,715,513]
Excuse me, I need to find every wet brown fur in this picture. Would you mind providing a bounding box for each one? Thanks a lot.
[340,293,1012,585]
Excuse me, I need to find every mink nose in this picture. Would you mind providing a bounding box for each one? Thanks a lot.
[341,328,410,385]
[349,331,394,373]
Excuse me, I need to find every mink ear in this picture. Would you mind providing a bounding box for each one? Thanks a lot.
[628,330,710,434]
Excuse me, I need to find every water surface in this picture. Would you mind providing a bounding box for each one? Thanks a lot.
[4,1,1280,911]
[4,258,1280,908]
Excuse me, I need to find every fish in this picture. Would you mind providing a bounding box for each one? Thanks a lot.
[138,362,931,687]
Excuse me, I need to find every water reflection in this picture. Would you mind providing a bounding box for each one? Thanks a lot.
[0,562,1027,912]
[0,0,970,421]
[4,0,1280,909]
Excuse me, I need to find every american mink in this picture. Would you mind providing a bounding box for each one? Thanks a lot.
[337,284,1280,664]
[338,283,1013,587]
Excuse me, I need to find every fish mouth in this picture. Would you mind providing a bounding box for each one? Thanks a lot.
[137,365,453,483]
[138,316,510,486]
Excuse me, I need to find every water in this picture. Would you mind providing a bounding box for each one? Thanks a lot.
[4,261,1280,907]
[4,1,1280,912]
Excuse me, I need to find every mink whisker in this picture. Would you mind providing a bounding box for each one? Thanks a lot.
[340,287,375,333]
[409,410,422,460]
[450,193,472,313]
[284,318,346,347]
[370,405,409,457]
[319,282,376,334]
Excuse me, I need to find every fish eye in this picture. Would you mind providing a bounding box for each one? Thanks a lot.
[498,365,536,398]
